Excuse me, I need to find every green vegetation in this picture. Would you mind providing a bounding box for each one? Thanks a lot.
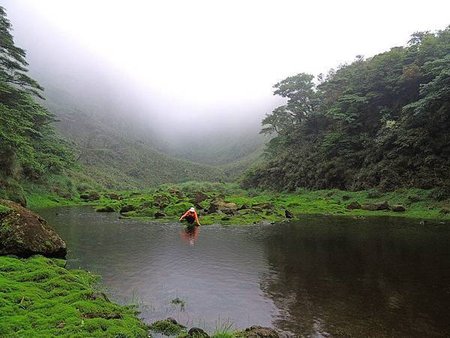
[0,203,10,213]
[89,182,449,224]
[243,28,450,196]
[0,255,148,337]
[0,6,79,206]
[149,319,185,336]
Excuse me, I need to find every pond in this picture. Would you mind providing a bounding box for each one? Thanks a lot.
[40,207,450,337]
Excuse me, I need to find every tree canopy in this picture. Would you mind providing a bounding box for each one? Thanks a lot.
[0,6,73,184]
[243,27,450,196]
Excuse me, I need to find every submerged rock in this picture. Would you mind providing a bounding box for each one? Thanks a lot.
[0,199,67,258]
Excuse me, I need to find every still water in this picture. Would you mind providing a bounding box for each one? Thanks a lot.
[40,207,450,337]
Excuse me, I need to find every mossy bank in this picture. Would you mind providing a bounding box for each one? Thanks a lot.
[64,182,450,225]
[0,255,148,337]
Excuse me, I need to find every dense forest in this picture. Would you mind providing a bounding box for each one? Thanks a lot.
[243,28,450,197]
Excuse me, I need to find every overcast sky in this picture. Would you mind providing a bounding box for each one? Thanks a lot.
[3,0,449,131]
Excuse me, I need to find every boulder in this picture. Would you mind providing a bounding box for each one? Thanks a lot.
[149,318,186,335]
[104,192,121,200]
[120,205,136,214]
[154,211,166,219]
[346,201,361,210]
[166,317,185,328]
[361,201,390,211]
[154,194,171,209]
[188,327,209,337]
[0,199,67,258]
[391,205,406,212]
[252,203,274,210]
[208,199,238,214]
[241,326,279,337]
[80,191,100,201]
[285,209,293,218]
[192,191,209,205]
[367,190,383,199]
[96,206,115,212]
[407,194,422,203]
[439,207,450,215]
[168,189,184,199]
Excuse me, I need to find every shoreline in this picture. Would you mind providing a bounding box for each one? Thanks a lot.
[26,183,450,224]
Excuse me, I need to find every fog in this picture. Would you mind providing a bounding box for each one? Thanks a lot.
[3,0,449,157]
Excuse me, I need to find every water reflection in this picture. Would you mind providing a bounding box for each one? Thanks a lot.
[40,208,450,336]
[260,216,450,337]
[180,226,200,246]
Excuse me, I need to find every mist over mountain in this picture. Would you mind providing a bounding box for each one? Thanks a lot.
[3,0,273,167]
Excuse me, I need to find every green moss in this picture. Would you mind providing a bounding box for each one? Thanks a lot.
[0,256,148,337]
[149,319,186,336]
[95,184,449,224]
[0,204,11,214]
[21,181,450,224]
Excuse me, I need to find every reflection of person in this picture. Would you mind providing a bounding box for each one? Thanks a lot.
[180,225,200,246]
[179,207,201,226]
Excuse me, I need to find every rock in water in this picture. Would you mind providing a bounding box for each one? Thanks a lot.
[0,199,67,258]
[242,326,279,337]
[188,327,209,337]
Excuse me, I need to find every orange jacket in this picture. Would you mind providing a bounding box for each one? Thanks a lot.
[179,210,201,225]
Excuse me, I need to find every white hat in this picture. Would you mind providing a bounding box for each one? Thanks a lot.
[189,207,195,212]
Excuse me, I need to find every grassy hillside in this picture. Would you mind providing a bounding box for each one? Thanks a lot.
[39,82,225,188]
[38,78,266,189]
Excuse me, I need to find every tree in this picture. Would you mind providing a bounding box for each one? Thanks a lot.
[0,6,73,181]
[261,73,319,136]
[0,6,43,98]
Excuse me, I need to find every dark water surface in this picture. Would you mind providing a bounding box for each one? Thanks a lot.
[40,207,450,337]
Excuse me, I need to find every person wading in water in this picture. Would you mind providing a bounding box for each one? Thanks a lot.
[179,207,201,226]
